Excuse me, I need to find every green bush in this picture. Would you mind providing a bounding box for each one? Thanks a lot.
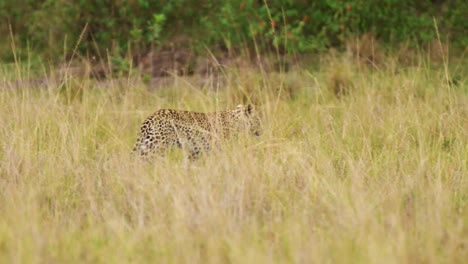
[0,0,466,61]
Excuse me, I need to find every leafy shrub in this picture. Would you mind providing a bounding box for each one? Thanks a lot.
[0,0,465,61]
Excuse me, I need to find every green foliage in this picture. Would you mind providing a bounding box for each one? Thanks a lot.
[0,0,466,61]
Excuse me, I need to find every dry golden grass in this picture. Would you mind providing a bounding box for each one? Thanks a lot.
[0,54,467,263]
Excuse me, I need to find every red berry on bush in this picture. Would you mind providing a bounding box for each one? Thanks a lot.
[346,5,351,11]
[271,20,276,28]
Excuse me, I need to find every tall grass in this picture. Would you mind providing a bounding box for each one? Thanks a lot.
[0,53,466,263]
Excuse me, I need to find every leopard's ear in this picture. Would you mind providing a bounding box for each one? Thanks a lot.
[246,104,254,115]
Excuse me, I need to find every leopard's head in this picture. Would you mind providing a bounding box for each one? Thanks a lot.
[236,104,262,137]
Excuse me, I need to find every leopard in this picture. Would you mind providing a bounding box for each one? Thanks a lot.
[131,104,262,159]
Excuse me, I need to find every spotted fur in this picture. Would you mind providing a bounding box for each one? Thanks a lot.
[131,104,262,159]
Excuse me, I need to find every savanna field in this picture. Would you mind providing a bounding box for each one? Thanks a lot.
[0,52,466,263]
